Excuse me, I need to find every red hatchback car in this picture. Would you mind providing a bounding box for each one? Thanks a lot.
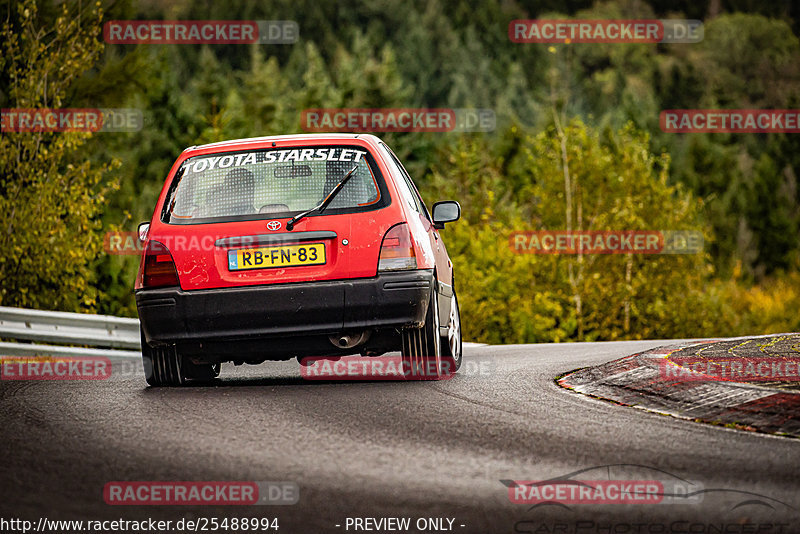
[135,134,462,386]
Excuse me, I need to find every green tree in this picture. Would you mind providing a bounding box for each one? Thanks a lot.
[521,120,712,341]
[0,0,119,311]
[426,135,570,344]
[425,121,712,343]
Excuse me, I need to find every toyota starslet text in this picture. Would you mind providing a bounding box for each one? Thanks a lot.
[135,134,462,385]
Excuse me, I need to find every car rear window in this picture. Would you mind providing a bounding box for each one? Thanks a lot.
[161,145,387,224]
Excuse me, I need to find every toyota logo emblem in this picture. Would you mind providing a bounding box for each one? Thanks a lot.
[266,221,282,231]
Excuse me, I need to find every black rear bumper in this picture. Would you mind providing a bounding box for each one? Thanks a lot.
[136,270,433,359]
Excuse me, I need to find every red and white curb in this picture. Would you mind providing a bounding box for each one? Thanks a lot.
[558,335,800,438]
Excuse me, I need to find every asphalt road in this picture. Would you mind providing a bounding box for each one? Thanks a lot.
[1,340,799,533]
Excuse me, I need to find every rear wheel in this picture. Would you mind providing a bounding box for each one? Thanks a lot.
[441,291,462,374]
[401,285,443,380]
[141,329,220,386]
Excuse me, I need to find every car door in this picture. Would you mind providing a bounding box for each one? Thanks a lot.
[380,143,453,325]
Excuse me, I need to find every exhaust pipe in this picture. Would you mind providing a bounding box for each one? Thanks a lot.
[329,330,370,349]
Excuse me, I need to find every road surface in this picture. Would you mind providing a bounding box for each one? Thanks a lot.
[1,340,798,533]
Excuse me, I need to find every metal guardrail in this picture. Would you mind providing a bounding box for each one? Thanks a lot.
[0,306,141,358]
[0,306,489,360]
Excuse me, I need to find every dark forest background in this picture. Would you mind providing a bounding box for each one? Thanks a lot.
[2,0,799,342]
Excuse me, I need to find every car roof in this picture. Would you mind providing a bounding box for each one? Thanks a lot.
[183,133,384,154]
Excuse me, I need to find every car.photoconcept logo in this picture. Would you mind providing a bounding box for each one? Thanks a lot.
[505,463,798,533]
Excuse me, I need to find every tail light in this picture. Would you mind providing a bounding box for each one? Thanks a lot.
[378,223,417,272]
[140,240,180,289]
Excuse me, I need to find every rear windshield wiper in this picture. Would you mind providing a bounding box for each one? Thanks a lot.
[286,165,358,231]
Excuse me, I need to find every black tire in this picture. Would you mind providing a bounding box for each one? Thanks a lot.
[441,290,462,374]
[141,328,219,387]
[401,284,443,380]
[141,339,183,386]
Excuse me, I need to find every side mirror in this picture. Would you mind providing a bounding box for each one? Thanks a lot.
[137,222,150,243]
[431,201,461,230]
